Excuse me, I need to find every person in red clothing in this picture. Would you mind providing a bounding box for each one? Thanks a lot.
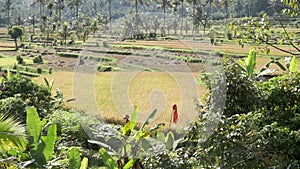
[172,104,178,124]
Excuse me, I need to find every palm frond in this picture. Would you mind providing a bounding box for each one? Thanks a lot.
[0,114,27,151]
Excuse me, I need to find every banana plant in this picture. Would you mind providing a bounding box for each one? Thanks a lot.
[26,107,57,166]
[286,56,298,72]
[236,48,288,78]
[69,147,88,169]
[90,105,170,169]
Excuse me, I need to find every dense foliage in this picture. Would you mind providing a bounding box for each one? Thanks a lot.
[178,62,300,168]
[0,75,51,119]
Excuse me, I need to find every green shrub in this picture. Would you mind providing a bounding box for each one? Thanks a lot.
[97,64,115,72]
[0,95,27,122]
[56,52,79,58]
[36,67,42,74]
[33,55,43,64]
[260,72,300,128]
[48,67,53,74]
[47,109,91,148]
[0,75,52,117]
[16,55,24,64]
[102,40,109,48]
[183,63,300,168]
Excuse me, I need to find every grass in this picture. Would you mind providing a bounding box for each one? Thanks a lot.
[34,71,207,127]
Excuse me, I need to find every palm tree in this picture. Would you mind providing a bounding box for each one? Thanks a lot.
[53,0,65,23]
[0,0,14,26]
[179,0,185,35]
[152,0,171,30]
[129,0,148,34]
[30,0,45,17]
[27,14,38,34]
[68,0,84,19]
[59,21,71,45]
[0,114,27,153]
[219,0,231,20]
[107,0,112,34]
[90,18,98,37]
[186,0,197,34]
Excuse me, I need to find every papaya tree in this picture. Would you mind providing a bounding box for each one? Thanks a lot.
[8,26,24,50]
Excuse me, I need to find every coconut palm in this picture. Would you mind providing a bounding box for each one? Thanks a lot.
[152,0,172,30]
[129,0,149,34]
[27,14,38,34]
[30,0,46,17]
[59,21,71,45]
[67,0,84,19]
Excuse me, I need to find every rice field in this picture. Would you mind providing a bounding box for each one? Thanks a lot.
[35,71,207,127]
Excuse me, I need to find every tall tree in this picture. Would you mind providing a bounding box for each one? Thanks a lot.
[219,0,231,20]
[27,14,38,34]
[0,0,14,26]
[152,0,172,30]
[59,21,71,45]
[68,0,84,19]
[129,0,148,34]
[30,0,45,17]
[187,0,197,34]
[54,0,65,23]
[8,26,24,50]
[180,0,185,35]
[107,0,112,33]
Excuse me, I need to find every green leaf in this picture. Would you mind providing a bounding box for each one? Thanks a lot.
[80,157,88,169]
[130,105,138,131]
[123,158,137,169]
[26,107,41,151]
[156,131,165,143]
[141,138,152,151]
[7,68,12,80]
[139,109,157,131]
[246,48,256,77]
[69,147,81,169]
[165,132,174,150]
[88,140,117,154]
[43,78,54,92]
[122,105,138,136]
[258,57,286,75]
[289,56,298,72]
[99,148,118,169]
[0,114,27,151]
[41,123,56,162]
[122,122,132,136]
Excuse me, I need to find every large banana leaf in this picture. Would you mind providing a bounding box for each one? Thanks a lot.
[69,147,81,169]
[26,107,41,151]
[289,56,298,72]
[99,148,118,169]
[40,123,56,162]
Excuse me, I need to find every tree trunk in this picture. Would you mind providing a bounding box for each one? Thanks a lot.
[109,0,112,34]
[135,0,138,34]
[180,1,183,35]
[14,38,18,50]
[76,3,79,19]
[7,8,10,26]
[163,4,166,29]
